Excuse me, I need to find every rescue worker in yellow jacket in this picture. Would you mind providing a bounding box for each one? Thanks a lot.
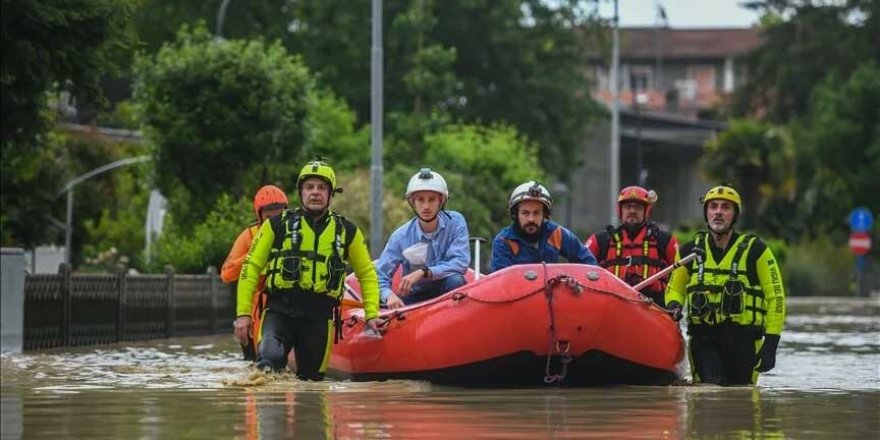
[665,185,785,386]
[236,160,383,380]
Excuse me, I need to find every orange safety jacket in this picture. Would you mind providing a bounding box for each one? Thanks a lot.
[221,223,268,344]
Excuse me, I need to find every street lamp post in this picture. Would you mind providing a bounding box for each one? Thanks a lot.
[609,0,621,226]
[57,156,151,266]
[369,0,384,258]
[633,90,648,187]
[216,0,232,39]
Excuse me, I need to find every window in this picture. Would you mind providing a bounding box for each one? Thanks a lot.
[629,65,654,92]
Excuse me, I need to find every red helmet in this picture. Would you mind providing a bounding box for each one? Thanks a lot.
[253,185,288,220]
[617,186,657,219]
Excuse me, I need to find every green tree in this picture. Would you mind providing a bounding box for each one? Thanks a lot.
[300,90,370,170]
[129,1,604,180]
[131,0,291,53]
[422,123,545,240]
[134,25,312,228]
[430,0,603,180]
[701,119,797,231]
[798,62,880,235]
[283,0,602,180]
[1,0,133,247]
[0,127,67,247]
[735,0,878,121]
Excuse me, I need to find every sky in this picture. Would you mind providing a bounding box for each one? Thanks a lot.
[597,0,762,28]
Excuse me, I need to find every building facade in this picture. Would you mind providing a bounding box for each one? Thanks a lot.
[558,27,761,237]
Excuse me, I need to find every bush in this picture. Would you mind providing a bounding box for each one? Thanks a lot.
[95,100,139,129]
[81,171,150,272]
[149,194,251,273]
[783,237,854,296]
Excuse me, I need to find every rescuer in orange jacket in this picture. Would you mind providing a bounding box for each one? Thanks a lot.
[221,185,288,361]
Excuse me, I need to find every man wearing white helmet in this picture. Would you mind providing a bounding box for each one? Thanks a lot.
[491,181,597,272]
[376,168,470,309]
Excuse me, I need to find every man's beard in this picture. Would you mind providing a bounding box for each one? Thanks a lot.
[303,203,329,218]
[709,220,731,236]
[514,221,543,242]
[621,221,643,236]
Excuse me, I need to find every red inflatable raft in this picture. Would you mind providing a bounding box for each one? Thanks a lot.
[329,263,684,387]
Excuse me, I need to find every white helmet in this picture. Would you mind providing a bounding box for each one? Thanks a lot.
[406,168,448,202]
[508,181,552,216]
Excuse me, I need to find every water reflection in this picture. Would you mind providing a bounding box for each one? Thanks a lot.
[237,387,688,439]
[2,382,876,439]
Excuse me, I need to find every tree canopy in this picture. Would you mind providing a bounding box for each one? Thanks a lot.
[128,0,604,181]
[734,0,879,122]
[1,0,133,248]
[134,25,313,228]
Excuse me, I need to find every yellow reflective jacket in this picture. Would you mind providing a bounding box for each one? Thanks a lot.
[237,209,380,320]
[666,231,785,335]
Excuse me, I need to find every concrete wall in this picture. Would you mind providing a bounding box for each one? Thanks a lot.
[1,248,25,353]
[555,115,720,239]
[24,245,66,274]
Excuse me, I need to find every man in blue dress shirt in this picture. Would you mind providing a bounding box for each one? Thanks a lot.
[376,168,470,309]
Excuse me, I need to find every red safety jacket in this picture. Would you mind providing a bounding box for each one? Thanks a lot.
[585,223,678,305]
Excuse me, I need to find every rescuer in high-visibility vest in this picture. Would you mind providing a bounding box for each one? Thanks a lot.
[665,185,786,385]
[235,160,383,380]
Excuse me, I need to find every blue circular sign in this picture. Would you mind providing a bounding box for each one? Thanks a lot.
[849,207,874,232]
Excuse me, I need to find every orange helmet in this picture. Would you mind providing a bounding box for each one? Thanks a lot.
[253,185,288,220]
[617,186,657,219]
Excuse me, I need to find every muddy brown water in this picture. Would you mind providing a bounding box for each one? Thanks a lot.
[1,297,877,439]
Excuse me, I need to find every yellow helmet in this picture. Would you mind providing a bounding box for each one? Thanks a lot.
[297,159,338,193]
[701,185,742,222]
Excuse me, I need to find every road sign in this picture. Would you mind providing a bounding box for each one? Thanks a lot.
[849,232,872,256]
[849,207,874,232]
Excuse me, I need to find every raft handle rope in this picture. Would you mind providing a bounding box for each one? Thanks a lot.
[452,272,643,305]
[544,340,571,384]
[542,262,574,385]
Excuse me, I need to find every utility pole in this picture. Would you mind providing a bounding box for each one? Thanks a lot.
[609,0,621,225]
[370,0,385,257]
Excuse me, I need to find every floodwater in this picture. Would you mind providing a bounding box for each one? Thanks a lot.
[1,297,877,439]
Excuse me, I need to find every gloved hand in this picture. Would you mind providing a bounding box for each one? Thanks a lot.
[755,334,780,373]
[666,301,683,322]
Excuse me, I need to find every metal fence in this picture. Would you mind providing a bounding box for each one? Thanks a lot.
[23,264,234,350]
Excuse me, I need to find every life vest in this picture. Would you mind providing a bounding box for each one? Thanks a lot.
[264,209,352,301]
[686,232,766,328]
[505,226,562,256]
[595,223,670,288]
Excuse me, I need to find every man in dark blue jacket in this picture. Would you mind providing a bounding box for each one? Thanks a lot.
[491,181,597,272]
